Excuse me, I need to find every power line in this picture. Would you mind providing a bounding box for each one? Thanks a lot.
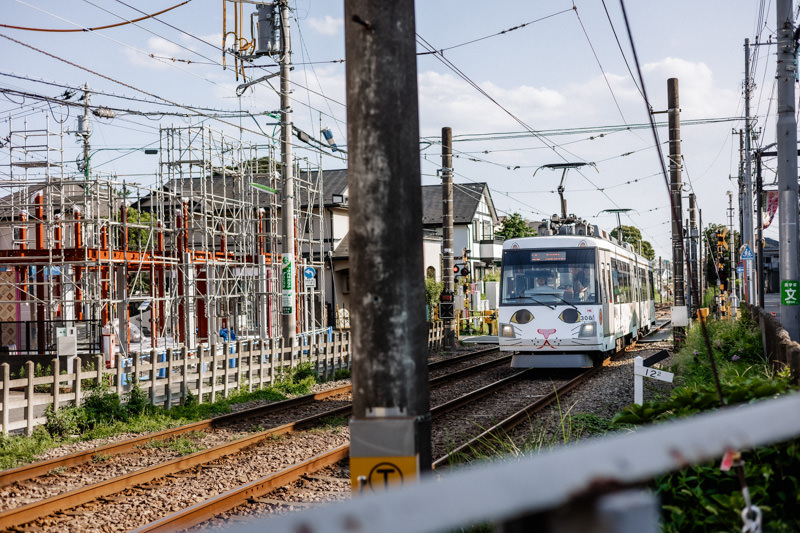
[1,0,192,32]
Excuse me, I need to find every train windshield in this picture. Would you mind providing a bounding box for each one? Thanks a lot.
[501,248,597,305]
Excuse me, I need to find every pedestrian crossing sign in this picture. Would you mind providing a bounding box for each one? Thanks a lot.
[741,245,754,261]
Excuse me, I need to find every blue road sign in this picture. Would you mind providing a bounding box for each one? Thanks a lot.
[741,245,754,261]
[303,266,316,279]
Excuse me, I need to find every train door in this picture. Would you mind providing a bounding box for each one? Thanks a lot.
[600,250,612,340]
[635,263,644,336]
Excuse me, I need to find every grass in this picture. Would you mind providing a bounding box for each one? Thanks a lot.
[141,434,206,455]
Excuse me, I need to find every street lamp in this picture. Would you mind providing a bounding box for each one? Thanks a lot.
[82,147,159,179]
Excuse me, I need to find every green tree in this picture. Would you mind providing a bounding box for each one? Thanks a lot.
[496,212,535,240]
[610,225,655,260]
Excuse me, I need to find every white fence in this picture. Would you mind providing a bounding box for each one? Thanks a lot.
[0,331,351,435]
[0,323,452,435]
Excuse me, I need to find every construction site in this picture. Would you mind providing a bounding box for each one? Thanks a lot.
[0,117,328,368]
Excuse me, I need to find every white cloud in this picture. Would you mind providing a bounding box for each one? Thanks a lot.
[307,16,342,37]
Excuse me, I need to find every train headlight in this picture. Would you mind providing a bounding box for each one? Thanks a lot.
[500,323,516,338]
[579,321,597,337]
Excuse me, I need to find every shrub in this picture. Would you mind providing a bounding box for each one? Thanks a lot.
[43,404,85,438]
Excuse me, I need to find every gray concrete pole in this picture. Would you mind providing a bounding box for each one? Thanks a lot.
[743,39,756,304]
[776,0,800,340]
[441,127,456,349]
[279,0,296,342]
[82,83,91,179]
[689,193,698,313]
[668,78,685,344]
[727,191,736,299]
[345,0,432,483]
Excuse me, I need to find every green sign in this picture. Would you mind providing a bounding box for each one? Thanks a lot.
[781,280,799,305]
[281,253,294,314]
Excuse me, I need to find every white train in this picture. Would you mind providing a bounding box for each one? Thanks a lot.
[498,233,656,368]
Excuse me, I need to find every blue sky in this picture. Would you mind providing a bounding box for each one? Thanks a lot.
[0,1,783,259]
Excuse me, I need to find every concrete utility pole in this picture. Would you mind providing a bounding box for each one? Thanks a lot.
[345,0,432,491]
[743,38,756,305]
[278,0,296,342]
[699,208,704,298]
[667,78,686,343]
[728,191,738,309]
[776,0,800,340]
[80,83,91,178]
[688,193,698,314]
[441,127,456,349]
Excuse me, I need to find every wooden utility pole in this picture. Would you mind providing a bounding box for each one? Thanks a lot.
[345,1,432,491]
[776,0,800,340]
[441,127,456,348]
[668,78,686,344]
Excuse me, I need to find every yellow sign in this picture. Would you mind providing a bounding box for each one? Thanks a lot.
[350,456,419,494]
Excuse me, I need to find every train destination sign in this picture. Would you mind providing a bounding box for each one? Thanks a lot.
[530,251,566,262]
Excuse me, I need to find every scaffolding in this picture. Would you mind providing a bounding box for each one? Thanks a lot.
[0,116,326,362]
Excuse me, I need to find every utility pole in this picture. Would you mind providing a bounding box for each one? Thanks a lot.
[688,193,698,315]
[742,38,756,305]
[756,153,764,309]
[699,208,704,301]
[668,78,686,344]
[80,83,91,178]
[441,127,456,349]
[345,0,432,491]
[278,0,296,343]
[728,191,738,310]
[776,0,800,340]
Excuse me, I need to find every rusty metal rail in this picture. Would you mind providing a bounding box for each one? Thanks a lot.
[0,347,505,530]
[130,445,351,533]
[0,347,499,489]
[0,384,352,488]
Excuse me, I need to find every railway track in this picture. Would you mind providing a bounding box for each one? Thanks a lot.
[2,322,674,531]
[0,346,502,531]
[133,336,673,531]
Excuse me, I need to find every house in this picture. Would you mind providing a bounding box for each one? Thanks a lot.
[421,182,502,281]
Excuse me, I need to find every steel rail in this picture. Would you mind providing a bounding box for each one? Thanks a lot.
[130,445,351,533]
[0,347,498,488]
[432,327,672,469]
[432,365,600,469]
[0,383,352,488]
[0,349,507,530]
[0,406,349,530]
[133,360,538,531]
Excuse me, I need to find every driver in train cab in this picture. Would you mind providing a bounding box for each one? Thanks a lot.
[531,272,551,292]
[571,267,589,301]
